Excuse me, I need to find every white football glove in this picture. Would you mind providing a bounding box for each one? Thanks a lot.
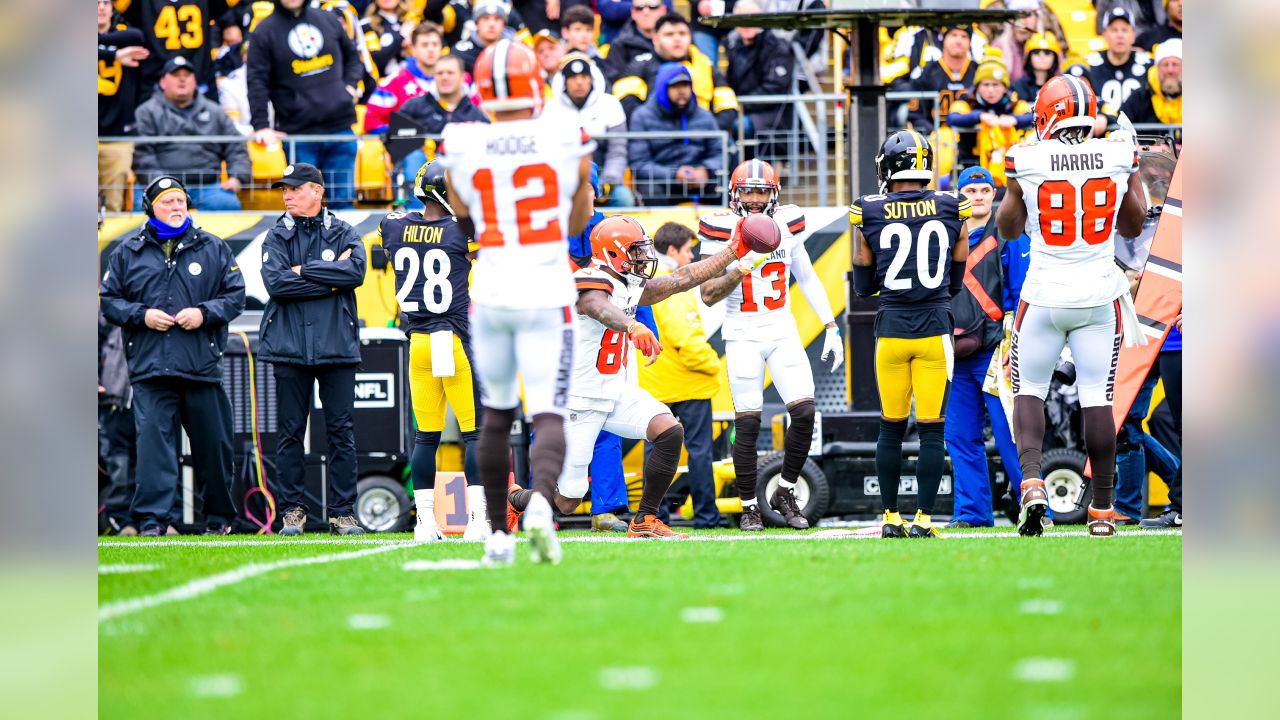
[1112,112,1139,149]
[821,326,844,373]
[737,250,768,274]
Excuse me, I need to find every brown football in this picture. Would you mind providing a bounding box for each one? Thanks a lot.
[740,214,781,254]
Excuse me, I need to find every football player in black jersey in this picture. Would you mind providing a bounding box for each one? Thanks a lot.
[850,131,971,538]
[378,161,482,543]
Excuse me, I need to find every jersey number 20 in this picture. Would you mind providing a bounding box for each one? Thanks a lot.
[880,220,949,290]
[394,247,453,313]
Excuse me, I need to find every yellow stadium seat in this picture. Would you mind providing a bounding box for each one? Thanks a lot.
[355,137,394,203]
[1046,0,1101,56]
[241,141,288,211]
[354,104,367,136]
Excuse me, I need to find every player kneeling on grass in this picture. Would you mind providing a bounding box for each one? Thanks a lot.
[698,160,843,532]
[514,215,757,538]
[851,131,970,538]
[380,161,486,543]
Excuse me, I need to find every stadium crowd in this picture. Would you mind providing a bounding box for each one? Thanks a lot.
[99,0,1183,538]
[99,0,1181,210]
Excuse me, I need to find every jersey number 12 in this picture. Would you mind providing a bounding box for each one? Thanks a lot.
[472,164,563,247]
[394,247,453,313]
[880,220,948,290]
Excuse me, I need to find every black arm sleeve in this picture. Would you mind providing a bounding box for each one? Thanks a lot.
[853,264,879,298]
[949,260,966,297]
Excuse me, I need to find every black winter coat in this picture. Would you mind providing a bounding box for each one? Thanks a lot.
[246,5,362,134]
[725,30,795,134]
[100,223,246,384]
[258,209,366,366]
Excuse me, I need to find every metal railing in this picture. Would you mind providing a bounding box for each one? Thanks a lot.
[97,129,735,212]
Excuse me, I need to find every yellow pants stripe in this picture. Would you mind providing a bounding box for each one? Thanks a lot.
[874,335,954,421]
[408,333,477,433]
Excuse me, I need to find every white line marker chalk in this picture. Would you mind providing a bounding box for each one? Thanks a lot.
[1019,599,1064,615]
[680,607,725,623]
[347,613,392,630]
[189,674,243,698]
[99,563,158,574]
[1013,658,1077,683]
[403,559,483,571]
[599,666,659,691]
[98,543,410,623]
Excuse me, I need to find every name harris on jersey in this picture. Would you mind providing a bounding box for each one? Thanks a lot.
[1050,152,1106,173]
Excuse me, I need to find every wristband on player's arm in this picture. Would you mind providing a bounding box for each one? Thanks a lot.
[853,264,879,297]
[949,260,967,296]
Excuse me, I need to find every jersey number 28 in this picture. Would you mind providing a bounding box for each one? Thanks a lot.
[394,247,453,313]
[880,220,949,290]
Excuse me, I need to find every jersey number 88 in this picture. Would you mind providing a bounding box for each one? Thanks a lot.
[880,220,949,290]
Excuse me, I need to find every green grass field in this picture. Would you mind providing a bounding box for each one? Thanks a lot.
[99,528,1181,720]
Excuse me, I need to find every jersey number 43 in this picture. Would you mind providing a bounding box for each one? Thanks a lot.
[880,220,950,290]
[394,247,453,313]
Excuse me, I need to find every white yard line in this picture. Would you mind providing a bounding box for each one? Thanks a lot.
[98,542,412,623]
[99,528,1181,549]
[98,563,159,574]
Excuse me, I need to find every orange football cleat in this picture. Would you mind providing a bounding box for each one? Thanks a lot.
[506,484,524,534]
[627,513,690,539]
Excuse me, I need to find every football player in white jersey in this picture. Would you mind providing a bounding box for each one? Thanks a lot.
[554,216,758,537]
[996,75,1148,538]
[697,159,844,532]
[439,39,595,566]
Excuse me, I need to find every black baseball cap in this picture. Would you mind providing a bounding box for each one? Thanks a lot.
[161,56,195,76]
[272,163,325,188]
[1103,7,1134,28]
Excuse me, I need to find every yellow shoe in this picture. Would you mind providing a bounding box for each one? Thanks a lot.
[908,512,941,538]
[882,511,906,538]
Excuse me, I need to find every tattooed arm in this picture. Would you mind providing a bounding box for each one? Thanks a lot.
[699,265,747,305]
[577,288,633,331]
[639,246,738,306]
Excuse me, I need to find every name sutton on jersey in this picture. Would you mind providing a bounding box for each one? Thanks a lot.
[1051,152,1106,173]
[883,198,939,220]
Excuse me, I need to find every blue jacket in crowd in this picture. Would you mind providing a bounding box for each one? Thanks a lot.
[627,63,724,183]
[258,209,367,366]
[100,221,246,383]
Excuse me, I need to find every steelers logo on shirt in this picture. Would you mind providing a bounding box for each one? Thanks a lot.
[288,24,325,59]
[321,249,335,261]
[188,262,203,276]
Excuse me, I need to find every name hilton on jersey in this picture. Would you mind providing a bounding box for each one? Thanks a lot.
[399,225,445,244]
[884,199,937,220]
[1050,152,1106,173]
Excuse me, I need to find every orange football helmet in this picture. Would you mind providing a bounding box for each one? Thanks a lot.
[729,159,780,216]
[589,216,657,280]
[475,39,545,113]
[1034,74,1097,144]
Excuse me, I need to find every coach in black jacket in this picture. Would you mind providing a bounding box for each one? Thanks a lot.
[259,163,367,536]
[100,176,245,536]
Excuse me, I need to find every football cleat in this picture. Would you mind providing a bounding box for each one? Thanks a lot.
[1139,509,1182,529]
[908,511,940,538]
[462,508,490,542]
[739,505,764,531]
[522,492,562,565]
[1017,479,1049,537]
[591,512,630,532]
[769,486,810,529]
[882,510,906,538]
[414,510,445,543]
[627,513,690,539]
[1087,505,1117,537]
[506,484,528,533]
[481,531,516,566]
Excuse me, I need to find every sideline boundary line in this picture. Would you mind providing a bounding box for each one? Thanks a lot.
[98,529,1181,549]
[98,542,412,623]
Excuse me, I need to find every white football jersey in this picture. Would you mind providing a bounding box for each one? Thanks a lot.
[698,205,807,341]
[1007,135,1140,308]
[438,118,595,309]
[569,261,645,411]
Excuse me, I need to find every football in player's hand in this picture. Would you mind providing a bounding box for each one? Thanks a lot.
[739,214,781,254]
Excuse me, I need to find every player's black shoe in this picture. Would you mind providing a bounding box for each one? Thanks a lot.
[908,524,940,538]
[769,487,809,529]
[1139,509,1182,529]
[881,511,906,538]
[1017,479,1049,537]
[739,505,764,531]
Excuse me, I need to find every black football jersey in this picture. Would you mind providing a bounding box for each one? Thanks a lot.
[121,0,218,90]
[378,211,474,341]
[850,190,972,338]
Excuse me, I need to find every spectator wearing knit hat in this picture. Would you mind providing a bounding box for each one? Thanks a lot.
[1136,0,1182,53]
[1102,38,1182,143]
[543,53,636,206]
[1011,31,1061,108]
[946,53,1032,185]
